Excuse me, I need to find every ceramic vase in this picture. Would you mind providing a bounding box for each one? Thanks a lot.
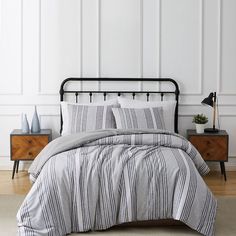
[22,113,30,133]
[31,106,41,133]
[195,123,205,134]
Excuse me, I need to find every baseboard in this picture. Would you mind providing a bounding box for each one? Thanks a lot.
[0,159,32,171]
[1,156,236,171]
[207,157,236,171]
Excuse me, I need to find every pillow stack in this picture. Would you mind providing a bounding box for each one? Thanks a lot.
[61,97,176,135]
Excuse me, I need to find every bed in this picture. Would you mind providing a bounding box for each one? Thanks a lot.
[17,78,217,236]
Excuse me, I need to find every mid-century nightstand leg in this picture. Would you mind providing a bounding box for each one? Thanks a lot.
[16,161,19,173]
[220,162,223,175]
[220,162,227,181]
[12,161,17,179]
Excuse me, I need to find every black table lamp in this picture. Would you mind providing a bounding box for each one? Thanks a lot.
[201,92,219,133]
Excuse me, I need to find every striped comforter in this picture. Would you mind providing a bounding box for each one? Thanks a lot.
[17,129,217,236]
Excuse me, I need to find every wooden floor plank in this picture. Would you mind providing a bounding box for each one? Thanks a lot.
[0,170,236,196]
[0,171,31,195]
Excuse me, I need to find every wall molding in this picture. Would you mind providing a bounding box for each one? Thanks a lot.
[38,0,42,94]
[159,0,203,96]
[0,0,23,95]
[140,0,143,79]
[0,114,20,157]
[0,114,21,117]
[0,101,236,107]
[38,0,83,96]
[36,0,205,96]
[155,0,161,92]
[138,0,144,92]
[20,0,24,95]
[97,0,101,78]
[216,0,236,96]
[181,0,203,96]
[1,111,235,118]
[216,0,222,95]
[39,114,60,121]
[219,113,236,117]
[157,0,161,78]
[208,157,236,172]
[80,0,83,90]
[1,0,236,170]
[97,0,101,91]
[179,113,236,117]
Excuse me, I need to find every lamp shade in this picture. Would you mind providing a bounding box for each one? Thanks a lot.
[201,92,214,107]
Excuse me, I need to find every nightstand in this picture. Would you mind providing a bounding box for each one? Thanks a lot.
[187,129,228,181]
[10,129,52,179]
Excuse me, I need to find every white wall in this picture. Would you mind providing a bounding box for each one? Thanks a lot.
[0,0,236,170]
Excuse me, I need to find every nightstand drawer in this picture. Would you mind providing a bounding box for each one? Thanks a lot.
[11,135,49,160]
[189,136,228,161]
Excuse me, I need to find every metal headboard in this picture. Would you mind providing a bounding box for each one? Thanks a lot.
[59,78,180,133]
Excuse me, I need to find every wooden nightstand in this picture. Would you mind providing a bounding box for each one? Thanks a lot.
[187,129,228,181]
[10,129,52,179]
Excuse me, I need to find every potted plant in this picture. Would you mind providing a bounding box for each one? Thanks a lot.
[192,114,208,134]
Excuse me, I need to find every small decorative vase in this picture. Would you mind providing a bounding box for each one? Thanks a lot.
[195,123,205,134]
[22,113,30,133]
[31,106,41,133]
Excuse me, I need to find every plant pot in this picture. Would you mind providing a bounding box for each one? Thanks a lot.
[195,123,205,134]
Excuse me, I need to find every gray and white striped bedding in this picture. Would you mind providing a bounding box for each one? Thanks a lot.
[17,129,217,236]
[62,104,118,135]
[112,107,165,130]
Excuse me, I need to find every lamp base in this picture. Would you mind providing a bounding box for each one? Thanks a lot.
[204,128,219,133]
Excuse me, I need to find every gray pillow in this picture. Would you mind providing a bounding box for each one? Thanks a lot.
[112,107,165,130]
[64,105,117,134]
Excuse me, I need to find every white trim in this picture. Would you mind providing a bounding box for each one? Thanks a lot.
[0,0,23,95]
[1,112,234,119]
[154,0,161,92]
[80,0,83,90]
[0,102,235,107]
[179,113,236,117]
[20,0,24,95]
[38,0,42,94]
[97,0,101,92]
[216,0,222,95]
[0,114,21,117]
[139,0,144,92]
[140,0,143,79]
[0,114,21,157]
[0,158,32,171]
[207,158,236,172]
[38,0,83,95]
[157,0,161,78]
[216,0,236,96]
[181,0,203,95]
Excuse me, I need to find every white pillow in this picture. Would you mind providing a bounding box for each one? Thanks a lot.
[61,98,119,135]
[117,97,176,132]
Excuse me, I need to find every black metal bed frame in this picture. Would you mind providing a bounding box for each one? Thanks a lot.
[59,78,180,133]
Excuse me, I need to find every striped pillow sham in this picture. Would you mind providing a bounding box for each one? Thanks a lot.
[112,107,165,130]
[62,104,117,135]
[117,97,176,132]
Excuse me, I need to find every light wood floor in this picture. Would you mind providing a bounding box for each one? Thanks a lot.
[0,170,236,196]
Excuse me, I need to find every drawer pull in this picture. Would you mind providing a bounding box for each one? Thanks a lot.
[28,152,33,156]
[207,153,210,156]
[28,140,32,144]
[207,141,210,145]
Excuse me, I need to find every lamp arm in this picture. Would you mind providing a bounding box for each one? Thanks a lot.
[213,92,217,130]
